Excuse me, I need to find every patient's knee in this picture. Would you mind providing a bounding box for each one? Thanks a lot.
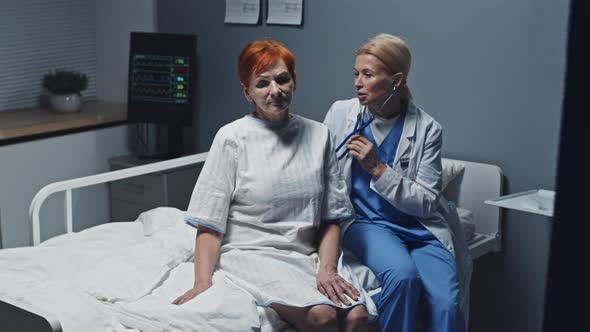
[345,305,369,329]
[307,305,338,330]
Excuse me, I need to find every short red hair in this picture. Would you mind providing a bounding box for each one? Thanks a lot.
[238,39,296,87]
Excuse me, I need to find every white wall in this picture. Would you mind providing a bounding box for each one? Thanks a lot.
[0,127,131,248]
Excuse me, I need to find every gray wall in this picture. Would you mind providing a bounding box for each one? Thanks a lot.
[96,0,157,102]
[158,1,569,331]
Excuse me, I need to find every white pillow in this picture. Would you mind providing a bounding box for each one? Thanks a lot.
[456,207,476,242]
[442,159,466,190]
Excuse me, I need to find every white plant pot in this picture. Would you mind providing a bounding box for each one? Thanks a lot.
[49,93,82,113]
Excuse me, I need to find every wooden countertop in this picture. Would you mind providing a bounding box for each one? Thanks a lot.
[0,101,128,145]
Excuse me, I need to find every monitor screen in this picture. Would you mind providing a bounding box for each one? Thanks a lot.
[127,32,196,124]
[130,54,190,104]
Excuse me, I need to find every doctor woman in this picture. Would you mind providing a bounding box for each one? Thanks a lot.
[323,33,471,332]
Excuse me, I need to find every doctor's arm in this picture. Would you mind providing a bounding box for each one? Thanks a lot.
[172,225,223,305]
[316,222,359,306]
[370,125,443,218]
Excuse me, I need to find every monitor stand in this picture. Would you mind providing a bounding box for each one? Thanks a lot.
[137,122,184,160]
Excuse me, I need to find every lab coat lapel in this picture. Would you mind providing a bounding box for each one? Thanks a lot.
[341,100,359,191]
[393,101,417,169]
[344,103,358,134]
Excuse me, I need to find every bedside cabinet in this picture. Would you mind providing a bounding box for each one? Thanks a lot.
[109,154,202,222]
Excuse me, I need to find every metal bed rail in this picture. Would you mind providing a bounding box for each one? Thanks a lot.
[29,152,208,246]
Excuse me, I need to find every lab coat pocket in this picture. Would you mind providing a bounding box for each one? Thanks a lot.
[399,158,410,169]
[394,158,412,178]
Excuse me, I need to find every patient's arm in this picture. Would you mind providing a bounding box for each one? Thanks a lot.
[316,222,360,306]
[194,225,224,287]
[172,225,224,305]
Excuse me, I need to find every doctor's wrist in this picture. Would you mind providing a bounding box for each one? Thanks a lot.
[370,163,387,179]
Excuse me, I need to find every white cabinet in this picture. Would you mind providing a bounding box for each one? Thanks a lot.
[109,154,201,221]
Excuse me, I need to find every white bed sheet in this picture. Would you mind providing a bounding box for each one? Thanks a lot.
[112,263,261,332]
[0,208,195,331]
[0,206,477,331]
[0,223,145,331]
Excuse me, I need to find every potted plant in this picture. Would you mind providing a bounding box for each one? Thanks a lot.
[42,69,88,113]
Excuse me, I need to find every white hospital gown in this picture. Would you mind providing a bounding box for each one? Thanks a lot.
[186,114,374,311]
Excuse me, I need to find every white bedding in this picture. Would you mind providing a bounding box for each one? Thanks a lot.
[0,223,145,331]
[0,208,195,331]
[111,264,261,332]
[0,206,477,331]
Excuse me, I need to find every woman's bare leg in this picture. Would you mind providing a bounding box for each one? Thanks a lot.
[339,305,369,332]
[271,303,338,331]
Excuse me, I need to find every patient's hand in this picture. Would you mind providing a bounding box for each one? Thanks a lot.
[316,268,360,306]
[172,282,212,305]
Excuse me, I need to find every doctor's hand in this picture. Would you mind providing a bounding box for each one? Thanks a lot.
[316,267,360,306]
[172,281,212,305]
[347,135,387,178]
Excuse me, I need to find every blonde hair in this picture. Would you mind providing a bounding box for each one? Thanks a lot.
[356,33,412,100]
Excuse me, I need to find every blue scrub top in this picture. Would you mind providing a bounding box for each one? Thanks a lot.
[350,111,415,225]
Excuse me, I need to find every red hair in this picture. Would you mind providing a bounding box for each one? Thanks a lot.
[238,39,296,86]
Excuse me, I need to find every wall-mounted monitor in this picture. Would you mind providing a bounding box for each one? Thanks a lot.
[127,32,197,158]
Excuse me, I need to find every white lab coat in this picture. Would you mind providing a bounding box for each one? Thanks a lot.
[323,98,473,320]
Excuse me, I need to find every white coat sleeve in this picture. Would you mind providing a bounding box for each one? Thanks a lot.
[370,123,443,219]
[185,126,238,234]
[322,103,340,143]
[322,103,336,128]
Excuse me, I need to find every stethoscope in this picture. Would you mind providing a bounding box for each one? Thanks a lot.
[335,106,375,160]
[335,87,397,160]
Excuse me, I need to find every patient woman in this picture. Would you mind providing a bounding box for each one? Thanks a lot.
[172,39,371,331]
[323,33,471,332]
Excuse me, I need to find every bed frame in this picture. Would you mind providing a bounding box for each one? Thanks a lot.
[1,153,504,331]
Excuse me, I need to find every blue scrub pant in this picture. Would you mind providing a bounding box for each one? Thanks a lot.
[343,219,466,332]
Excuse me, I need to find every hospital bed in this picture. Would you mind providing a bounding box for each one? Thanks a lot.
[0,152,503,331]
